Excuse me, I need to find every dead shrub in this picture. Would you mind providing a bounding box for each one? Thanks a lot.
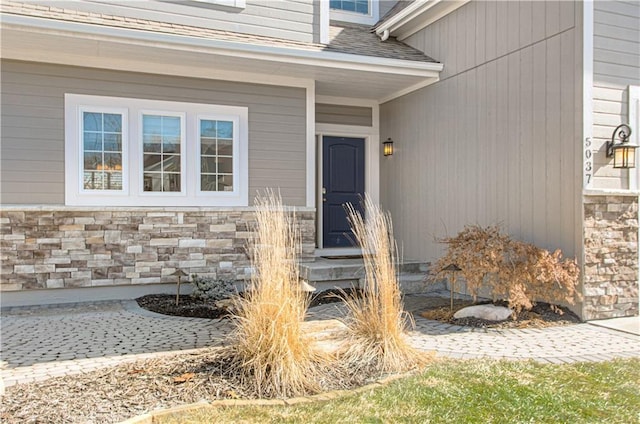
[432,225,580,314]
[339,196,427,374]
[221,191,326,398]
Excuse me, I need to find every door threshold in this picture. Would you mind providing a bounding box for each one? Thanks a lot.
[315,248,362,257]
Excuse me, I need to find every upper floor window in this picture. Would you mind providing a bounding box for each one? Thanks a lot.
[330,0,369,15]
[329,0,378,25]
[65,94,248,207]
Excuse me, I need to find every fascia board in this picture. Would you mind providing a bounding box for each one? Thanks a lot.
[1,14,443,76]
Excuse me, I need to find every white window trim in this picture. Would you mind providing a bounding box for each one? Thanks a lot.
[629,86,639,191]
[330,0,379,25]
[189,0,246,9]
[65,94,248,207]
[77,105,129,197]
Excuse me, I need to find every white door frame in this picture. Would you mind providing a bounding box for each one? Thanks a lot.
[316,124,380,253]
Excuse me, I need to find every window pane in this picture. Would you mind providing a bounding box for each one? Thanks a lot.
[83,112,102,131]
[143,115,162,136]
[163,155,181,172]
[330,0,368,14]
[103,153,122,170]
[83,132,102,152]
[103,114,122,133]
[103,171,122,190]
[163,137,180,154]
[164,173,181,192]
[201,174,217,192]
[218,157,233,174]
[142,114,182,192]
[200,120,217,137]
[218,139,233,156]
[218,175,233,191]
[103,134,122,152]
[84,152,101,171]
[201,157,217,173]
[217,121,233,139]
[201,139,217,155]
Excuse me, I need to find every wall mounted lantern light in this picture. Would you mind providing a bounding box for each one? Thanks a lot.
[607,124,637,169]
[383,138,394,156]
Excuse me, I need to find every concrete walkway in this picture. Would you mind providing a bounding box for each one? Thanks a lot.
[2,294,639,389]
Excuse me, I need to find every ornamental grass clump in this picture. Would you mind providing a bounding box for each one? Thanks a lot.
[433,225,580,314]
[221,191,325,398]
[339,196,427,374]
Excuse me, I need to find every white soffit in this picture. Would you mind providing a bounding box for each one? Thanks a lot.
[0,14,442,102]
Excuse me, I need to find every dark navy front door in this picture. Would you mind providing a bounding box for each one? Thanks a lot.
[322,136,365,248]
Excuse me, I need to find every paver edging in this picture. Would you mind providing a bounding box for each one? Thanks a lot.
[118,370,418,423]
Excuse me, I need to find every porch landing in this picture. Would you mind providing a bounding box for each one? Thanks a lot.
[298,257,444,294]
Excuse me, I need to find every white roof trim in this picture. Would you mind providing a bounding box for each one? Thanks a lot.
[1,13,443,76]
[376,0,470,41]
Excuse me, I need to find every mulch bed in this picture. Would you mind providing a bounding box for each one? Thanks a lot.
[136,288,360,319]
[419,298,581,329]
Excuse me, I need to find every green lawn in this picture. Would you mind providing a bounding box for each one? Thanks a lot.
[158,358,640,424]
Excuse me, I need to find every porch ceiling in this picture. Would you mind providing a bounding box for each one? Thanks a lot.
[0,14,441,103]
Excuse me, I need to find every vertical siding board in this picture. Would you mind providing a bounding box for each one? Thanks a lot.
[447,13,458,79]
[519,46,535,242]
[476,64,487,226]
[532,42,547,248]
[456,6,467,75]
[545,36,562,251]
[475,0,486,67]
[546,1,561,38]
[560,29,577,257]
[519,1,533,48]
[496,56,509,226]
[507,0,520,54]
[486,59,498,223]
[485,0,497,62]
[496,1,509,58]
[560,0,576,32]
[508,51,521,238]
[532,1,546,44]
[466,2,477,75]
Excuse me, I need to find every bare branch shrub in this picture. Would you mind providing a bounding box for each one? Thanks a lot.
[221,191,326,398]
[432,225,580,314]
[339,196,427,374]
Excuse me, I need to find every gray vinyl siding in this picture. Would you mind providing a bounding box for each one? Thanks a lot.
[0,60,307,206]
[316,103,372,126]
[380,1,582,264]
[30,0,319,43]
[592,0,640,190]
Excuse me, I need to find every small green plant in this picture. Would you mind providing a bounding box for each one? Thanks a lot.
[339,195,427,374]
[190,275,235,302]
[221,190,326,398]
[432,225,580,314]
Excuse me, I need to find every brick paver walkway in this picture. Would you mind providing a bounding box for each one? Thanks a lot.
[2,294,639,388]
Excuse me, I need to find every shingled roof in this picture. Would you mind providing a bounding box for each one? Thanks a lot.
[1,1,437,64]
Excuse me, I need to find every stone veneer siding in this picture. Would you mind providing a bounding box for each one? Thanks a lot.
[0,207,315,291]
[583,194,639,320]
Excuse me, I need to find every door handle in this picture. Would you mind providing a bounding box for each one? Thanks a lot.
[323,198,327,202]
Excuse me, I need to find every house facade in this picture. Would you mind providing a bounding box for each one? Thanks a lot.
[1,0,638,320]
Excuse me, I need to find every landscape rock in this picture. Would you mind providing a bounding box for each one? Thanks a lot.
[453,304,513,321]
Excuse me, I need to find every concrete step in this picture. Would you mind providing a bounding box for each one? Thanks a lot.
[299,258,430,283]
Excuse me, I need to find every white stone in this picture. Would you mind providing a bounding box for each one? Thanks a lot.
[453,304,513,321]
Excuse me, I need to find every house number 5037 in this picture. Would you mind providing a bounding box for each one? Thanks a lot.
[584,137,592,186]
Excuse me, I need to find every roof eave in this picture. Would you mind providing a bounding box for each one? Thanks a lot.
[1,13,443,76]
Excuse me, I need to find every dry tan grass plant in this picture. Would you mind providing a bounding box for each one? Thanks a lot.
[222,191,326,398]
[432,225,580,314]
[340,196,427,374]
